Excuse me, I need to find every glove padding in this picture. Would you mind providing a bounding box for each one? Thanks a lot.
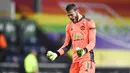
[76,47,86,57]
[46,51,58,61]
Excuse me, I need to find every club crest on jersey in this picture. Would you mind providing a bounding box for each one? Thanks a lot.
[80,26,85,30]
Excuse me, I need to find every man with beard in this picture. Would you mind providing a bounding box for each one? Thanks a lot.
[47,4,96,73]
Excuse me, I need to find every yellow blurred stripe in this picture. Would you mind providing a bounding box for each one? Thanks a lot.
[15,13,130,26]
[67,49,130,67]
[29,13,70,25]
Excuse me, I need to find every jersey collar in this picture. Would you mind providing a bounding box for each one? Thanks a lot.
[77,15,85,23]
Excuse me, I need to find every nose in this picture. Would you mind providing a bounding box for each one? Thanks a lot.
[69,16,73,18]
[69,16,73,19]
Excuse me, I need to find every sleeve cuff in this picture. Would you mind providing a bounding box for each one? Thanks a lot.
[83,48,88,53]
[55,51,60,57]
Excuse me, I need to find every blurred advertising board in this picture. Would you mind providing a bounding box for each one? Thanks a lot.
[0,0,15,19]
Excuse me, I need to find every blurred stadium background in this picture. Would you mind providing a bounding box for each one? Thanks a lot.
[0,0,130,73]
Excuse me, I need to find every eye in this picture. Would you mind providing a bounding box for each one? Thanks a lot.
[68,14,73,17]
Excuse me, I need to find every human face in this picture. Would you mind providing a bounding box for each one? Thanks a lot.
[67,9,78,23]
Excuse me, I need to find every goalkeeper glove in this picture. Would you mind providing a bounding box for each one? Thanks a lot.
[76,47,88,57]
[46,51,58,61]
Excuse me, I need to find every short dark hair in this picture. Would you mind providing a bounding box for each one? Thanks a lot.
[65,4,78,12]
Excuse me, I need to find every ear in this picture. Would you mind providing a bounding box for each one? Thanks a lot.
[76,9,79,13]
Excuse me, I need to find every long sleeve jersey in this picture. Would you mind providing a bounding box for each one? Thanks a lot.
[58,16,96,63]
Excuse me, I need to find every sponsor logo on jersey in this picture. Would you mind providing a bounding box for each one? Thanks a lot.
[72,33,84,41]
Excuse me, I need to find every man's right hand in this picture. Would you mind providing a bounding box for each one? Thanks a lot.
[46,51,58,61]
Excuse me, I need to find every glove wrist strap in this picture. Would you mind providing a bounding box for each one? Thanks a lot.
[55,51,60,57]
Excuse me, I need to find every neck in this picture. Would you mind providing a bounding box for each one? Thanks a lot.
[77,13,83,21]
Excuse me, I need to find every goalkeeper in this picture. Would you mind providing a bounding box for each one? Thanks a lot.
[47,4,96,73]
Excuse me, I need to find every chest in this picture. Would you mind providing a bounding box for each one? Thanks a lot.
[69,22,89,39]
[69,22,89,34]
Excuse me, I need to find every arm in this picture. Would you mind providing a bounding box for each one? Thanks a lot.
[85,20,96,52]
[46,24,72,61]
[76,20,96,57]
[57,24,72,55]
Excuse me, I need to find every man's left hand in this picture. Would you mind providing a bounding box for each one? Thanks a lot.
[76,47,87,57]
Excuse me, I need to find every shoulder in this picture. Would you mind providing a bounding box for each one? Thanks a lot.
[84,18,91,21]
[84,18,96,28]
[84,17,94,23]
[66,22,72,30]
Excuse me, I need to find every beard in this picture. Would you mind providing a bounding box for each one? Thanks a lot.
[71,13,78,23]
